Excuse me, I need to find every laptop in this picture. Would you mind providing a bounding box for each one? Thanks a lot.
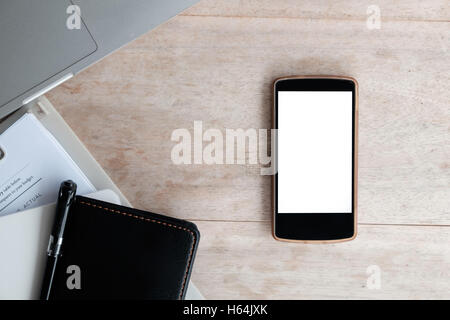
[0,0,200,119]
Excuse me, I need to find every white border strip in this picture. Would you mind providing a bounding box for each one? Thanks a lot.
[22,73,73,105]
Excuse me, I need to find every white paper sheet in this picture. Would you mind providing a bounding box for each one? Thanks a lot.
[0,113,95,216]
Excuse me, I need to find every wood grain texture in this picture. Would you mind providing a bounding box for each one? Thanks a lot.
[48,16,450,225]
[184,0,450,21]
[45,0,450,298]
[190,221,450,299]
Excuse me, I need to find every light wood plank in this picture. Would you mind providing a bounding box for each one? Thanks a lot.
[185,0,450,21]
[189,221,450,299]
[48,16,449,225]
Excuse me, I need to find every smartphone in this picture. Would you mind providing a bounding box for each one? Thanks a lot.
[273,76,358,242]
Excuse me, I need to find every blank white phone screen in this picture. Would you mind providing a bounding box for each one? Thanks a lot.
[277,91,353,213]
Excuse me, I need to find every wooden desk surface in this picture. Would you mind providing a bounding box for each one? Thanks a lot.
[47,0,449,299]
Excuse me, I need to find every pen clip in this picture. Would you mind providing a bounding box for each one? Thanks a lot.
[47,235,64,257]
[47,180,77,257]
[47,235,55,256]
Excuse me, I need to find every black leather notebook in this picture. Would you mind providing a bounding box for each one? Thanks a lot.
[46,195,200,300]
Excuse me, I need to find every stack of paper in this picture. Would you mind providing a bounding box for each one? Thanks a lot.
[0,113,95,216]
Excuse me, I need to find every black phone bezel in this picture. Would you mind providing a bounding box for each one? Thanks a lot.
[273,77,357,242]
